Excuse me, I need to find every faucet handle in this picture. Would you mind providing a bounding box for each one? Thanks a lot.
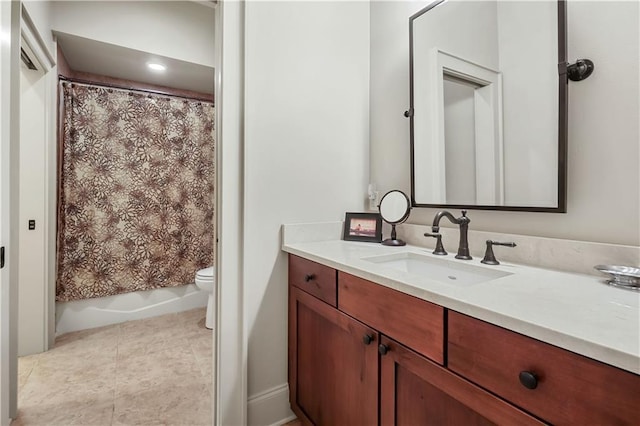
[424,232,447,256]
[481,240,516,265]
[493,241,516,248]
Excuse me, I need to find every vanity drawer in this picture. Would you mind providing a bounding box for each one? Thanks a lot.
[448,311,640,425]
[289,255,337,307]
[338,271,444,364]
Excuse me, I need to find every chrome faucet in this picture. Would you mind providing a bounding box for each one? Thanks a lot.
[431,210,472,260]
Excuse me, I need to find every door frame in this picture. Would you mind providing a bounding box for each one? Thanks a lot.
[0,1,21,424]
[4,1,250,423]
[215,1,248,424]
[1,2,55,422]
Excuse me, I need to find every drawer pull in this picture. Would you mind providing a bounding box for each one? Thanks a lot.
[304,273,315,282]
[378,344,390,355]
[519,371,538,390]
[363,334,374,345]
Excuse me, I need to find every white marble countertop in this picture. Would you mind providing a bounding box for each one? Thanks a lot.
[282,237,640,375]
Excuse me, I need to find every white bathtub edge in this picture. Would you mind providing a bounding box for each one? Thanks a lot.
[55,284,208,335]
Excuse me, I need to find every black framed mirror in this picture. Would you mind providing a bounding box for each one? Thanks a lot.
[408,0,567,212]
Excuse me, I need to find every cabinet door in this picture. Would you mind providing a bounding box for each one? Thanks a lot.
[289,286,378,426]
[379,336,544,426]
[448,311,640,425]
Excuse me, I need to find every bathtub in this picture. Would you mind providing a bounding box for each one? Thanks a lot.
[55,283,208,335]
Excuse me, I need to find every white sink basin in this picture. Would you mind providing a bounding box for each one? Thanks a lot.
[362,252,512,286]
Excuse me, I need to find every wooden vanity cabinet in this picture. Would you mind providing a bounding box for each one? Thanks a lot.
[379,336,544,426]
[289,285,379,425]
[289,255,534,425]
[288,254,640,425]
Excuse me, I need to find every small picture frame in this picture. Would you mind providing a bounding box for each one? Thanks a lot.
[343,212,383,243]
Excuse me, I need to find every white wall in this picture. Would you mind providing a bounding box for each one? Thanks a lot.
[51,1,215,67]
[18,61,47,356]
[370,0,640,246]
[243,1,370,424]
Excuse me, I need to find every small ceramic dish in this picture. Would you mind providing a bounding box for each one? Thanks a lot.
[594,265,640,291]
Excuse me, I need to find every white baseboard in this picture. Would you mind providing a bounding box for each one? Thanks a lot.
[248,383,294,426]
[55,284,208,335]
[270,414,297,426]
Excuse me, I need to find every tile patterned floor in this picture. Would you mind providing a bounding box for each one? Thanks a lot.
[14,308,212,426]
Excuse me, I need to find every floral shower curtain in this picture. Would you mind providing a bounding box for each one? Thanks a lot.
[56,82,215,301]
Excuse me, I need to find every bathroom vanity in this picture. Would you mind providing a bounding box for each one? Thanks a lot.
[284,238,640,425]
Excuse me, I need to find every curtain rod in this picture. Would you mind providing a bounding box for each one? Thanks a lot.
[58,75,214,104]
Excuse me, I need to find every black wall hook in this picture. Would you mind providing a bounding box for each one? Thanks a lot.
[567,59,594,81]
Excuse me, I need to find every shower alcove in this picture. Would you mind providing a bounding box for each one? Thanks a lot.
[53,32,216,334]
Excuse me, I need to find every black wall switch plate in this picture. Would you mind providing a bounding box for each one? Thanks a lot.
[28,220,35,230]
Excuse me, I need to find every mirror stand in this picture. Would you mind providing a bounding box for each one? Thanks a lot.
[382,224,406,246]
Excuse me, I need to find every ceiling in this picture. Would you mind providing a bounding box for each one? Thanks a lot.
[55,31,215,95]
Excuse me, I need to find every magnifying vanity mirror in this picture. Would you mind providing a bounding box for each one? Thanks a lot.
[379,190,411,246]
[408,0,567,212]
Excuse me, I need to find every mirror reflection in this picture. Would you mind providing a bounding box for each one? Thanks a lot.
[410,0,566,211]
[380,190,411,223]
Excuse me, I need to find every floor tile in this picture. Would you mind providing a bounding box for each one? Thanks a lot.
[113,381,211,426]
[190,332,213,361]
[17,308,212,426]
[16,379,115,426]
[176,307,206,323]
[55,325,120,351]
[29,349,117,386]
[17,355,40,392]
[116,334,172,360]
[115,347,203,391]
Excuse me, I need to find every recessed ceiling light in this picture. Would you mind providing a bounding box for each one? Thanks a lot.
[147,63,166,72]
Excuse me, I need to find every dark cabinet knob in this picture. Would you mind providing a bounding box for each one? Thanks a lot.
[304,273,315,282]
[363,334,374,345]
[378,344,389,355]
[519,371,538,390]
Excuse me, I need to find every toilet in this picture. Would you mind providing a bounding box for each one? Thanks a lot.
[195,266,215,329]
